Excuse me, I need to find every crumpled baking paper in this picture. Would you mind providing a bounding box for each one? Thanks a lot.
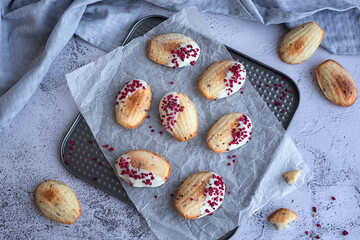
[66,7,310,240]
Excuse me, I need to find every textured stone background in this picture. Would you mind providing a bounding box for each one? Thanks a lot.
[1,2,359,240]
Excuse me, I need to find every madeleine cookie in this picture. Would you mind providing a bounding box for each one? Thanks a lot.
[198,60,246,99]
[148,33,200,69]
[115,79,152,129]
[35,180,81,225]
[207,112,252,153]
[175,171,226,219]
[159,92,198,142]
[282,170,301,186]
[268,208,298,230]
[279,22,324,64]
[115,149,171,187]
[316,59,357,107]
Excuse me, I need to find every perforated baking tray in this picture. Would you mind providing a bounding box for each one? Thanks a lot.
[61,15,300,239]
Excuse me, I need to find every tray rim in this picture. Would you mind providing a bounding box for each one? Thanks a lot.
[61,13,301,203]
[60,114,135,206]
[60,14,302,240]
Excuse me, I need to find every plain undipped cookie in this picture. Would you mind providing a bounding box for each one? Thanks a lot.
[279,22,324,64]
[268,208,298,230]
[316,59,357,107]
[35,180,81,224]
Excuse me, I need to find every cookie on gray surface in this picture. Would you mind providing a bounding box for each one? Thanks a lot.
[316,59,357,107]
[279,22,324,64]
[268,208,298,230]
[35,180,81,224]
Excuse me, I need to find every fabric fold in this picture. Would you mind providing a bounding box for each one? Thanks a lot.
[0,0,97,130]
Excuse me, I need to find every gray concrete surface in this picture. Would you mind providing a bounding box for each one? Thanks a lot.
[0,2,359,240]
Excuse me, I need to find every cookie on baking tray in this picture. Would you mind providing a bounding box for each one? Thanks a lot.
[148,33,200,69]
[115,79,152,129]
[282,170,301,186]
[159,92,198,142]
[316,59,357,107]
[198,60,246,99]
[207,112,252,153]
[268,208,298,230]
[174,171,226,219]
[35,180,81,225]
[279,22,324,64]
[114,149,171,187]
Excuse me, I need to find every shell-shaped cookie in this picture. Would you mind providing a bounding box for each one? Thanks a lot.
[115,149,171,187]
[279,22,324,64]
[316,59,357,107]
[148,33,200,69]
[207,112,252,153]
[115,79,152,129]
[198,60,246,99]
[268,208,298,230]
[35,180,81,225]
[159,92,198,142]
[174,171,226,219]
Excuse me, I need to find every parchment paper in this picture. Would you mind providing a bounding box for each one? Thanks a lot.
[66,7,311,240]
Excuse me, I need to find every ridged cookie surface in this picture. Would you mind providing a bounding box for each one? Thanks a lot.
[316,59,357,107]
[174,171,226,219]
[207,112,252,153]
[35,180,81,224]
[148,33,200,69]
[279,22,324,64]
[159,92,198,142]
[198,60,246,99]
[115,149,171,187]
[115,79,152,129]
[268,208,298,230]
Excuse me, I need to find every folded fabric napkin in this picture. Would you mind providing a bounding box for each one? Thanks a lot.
[1,0,359,134]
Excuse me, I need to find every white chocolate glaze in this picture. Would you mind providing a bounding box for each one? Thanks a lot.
[159,92,184,135]
[114,154,165,188]
[199,172,226,218]
[167,42,200,69]
[115,79,147,110]
[227,114,253,152]
[217,62,246,99]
